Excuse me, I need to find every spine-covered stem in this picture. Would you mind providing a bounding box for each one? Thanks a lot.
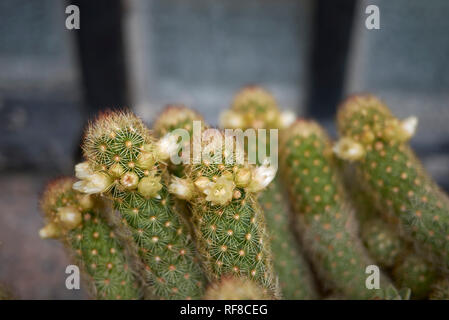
[74,111,206,299]
[281,120,397,299]
[39,178,142,299]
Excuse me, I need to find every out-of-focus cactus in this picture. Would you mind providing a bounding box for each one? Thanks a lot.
[280,120,397,299]
[204,276,272,300]
[39,177,142,299]
[393,253,438,300]
[73,111,206,299]
[218,87,317,299]
[335,95,449,272]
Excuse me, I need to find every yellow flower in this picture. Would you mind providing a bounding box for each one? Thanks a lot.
[138,175,162,198]
[333,137,365,161]
[73,169,112,195]
[57,206,82,230]
[168,176,194,200]
[156,133,179,161]
[39,223,61,239]
[137,144,157,169]
[204,175,235,206]
[120,172,139,190]
[247,160,276,192]
[234,167,252,187]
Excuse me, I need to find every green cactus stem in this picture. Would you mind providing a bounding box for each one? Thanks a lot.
[219,86,317,299]
[39,178,142,299]
[74,111,206,299]
[168,128,280,298]
[393,253,438,299]
[280,120,396,299]
[335,94,449,272]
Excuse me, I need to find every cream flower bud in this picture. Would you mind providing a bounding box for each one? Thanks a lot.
[219,110,245,129]
[57,206,82,230]
[138,175,162,198]
[120,172,139,190]
[204,176,235,206]
[75,162,93,179]
[73,172,112,194]
[78,194,94,210]
[234,168,252,187]
[109,163,125,177]
[169,176,194,200]
[194,176,212,192]
[39,223,61,239]
[137,144,157,169]
[333,137,365,161]
[399,116,418,141]
[280,110,296,128]
[247,160,277,192]
[156,133,179,161]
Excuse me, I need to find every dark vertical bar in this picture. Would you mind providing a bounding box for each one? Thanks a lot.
[306,0,357,119]
[70,0,129,116]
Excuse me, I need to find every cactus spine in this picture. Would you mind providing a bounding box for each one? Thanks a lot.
[39,178,142,299]
[280,120,397,299]
[169,127,279,298]
[74,111,206,299]
[219,87,317,299]
[204,276,271,300]
[335,95,449,272]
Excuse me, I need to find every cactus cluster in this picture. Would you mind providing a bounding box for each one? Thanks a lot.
[32,89,448,300]
[280,120,398,299]
[40,178,142,299]
[73,111,206,299]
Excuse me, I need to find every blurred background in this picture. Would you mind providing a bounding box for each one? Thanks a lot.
[0,0,448,299]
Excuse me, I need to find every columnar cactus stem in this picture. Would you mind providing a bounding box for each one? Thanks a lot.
[392,253,438,299]
[218,87,317,299]
[39,178,142,299]
[204,276,271,300]
[335,94,449,271]
[344,167,438,299]
[74,111,206,299]
[280,120,396,299]
[169,128,279,298]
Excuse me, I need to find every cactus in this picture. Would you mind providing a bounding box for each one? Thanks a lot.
[392,253,438,299]
[168,128,280,298]
[153,105,206,178]
[204,276,271,300]
[39,178,142,299]
[218,86,317,299]
[280,119,396,299]
[360,220,403,268]
[335,94,449,272]
[153,104,204,138]
[73,111,206,299]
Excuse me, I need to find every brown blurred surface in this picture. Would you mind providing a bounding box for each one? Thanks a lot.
[0,173,88,299]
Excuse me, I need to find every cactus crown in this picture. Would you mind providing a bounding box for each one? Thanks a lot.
[220,86,283,130]
[336,95,418,159]
[204,276,271,300]
[153,105,204,138]
[40,177,85,237]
